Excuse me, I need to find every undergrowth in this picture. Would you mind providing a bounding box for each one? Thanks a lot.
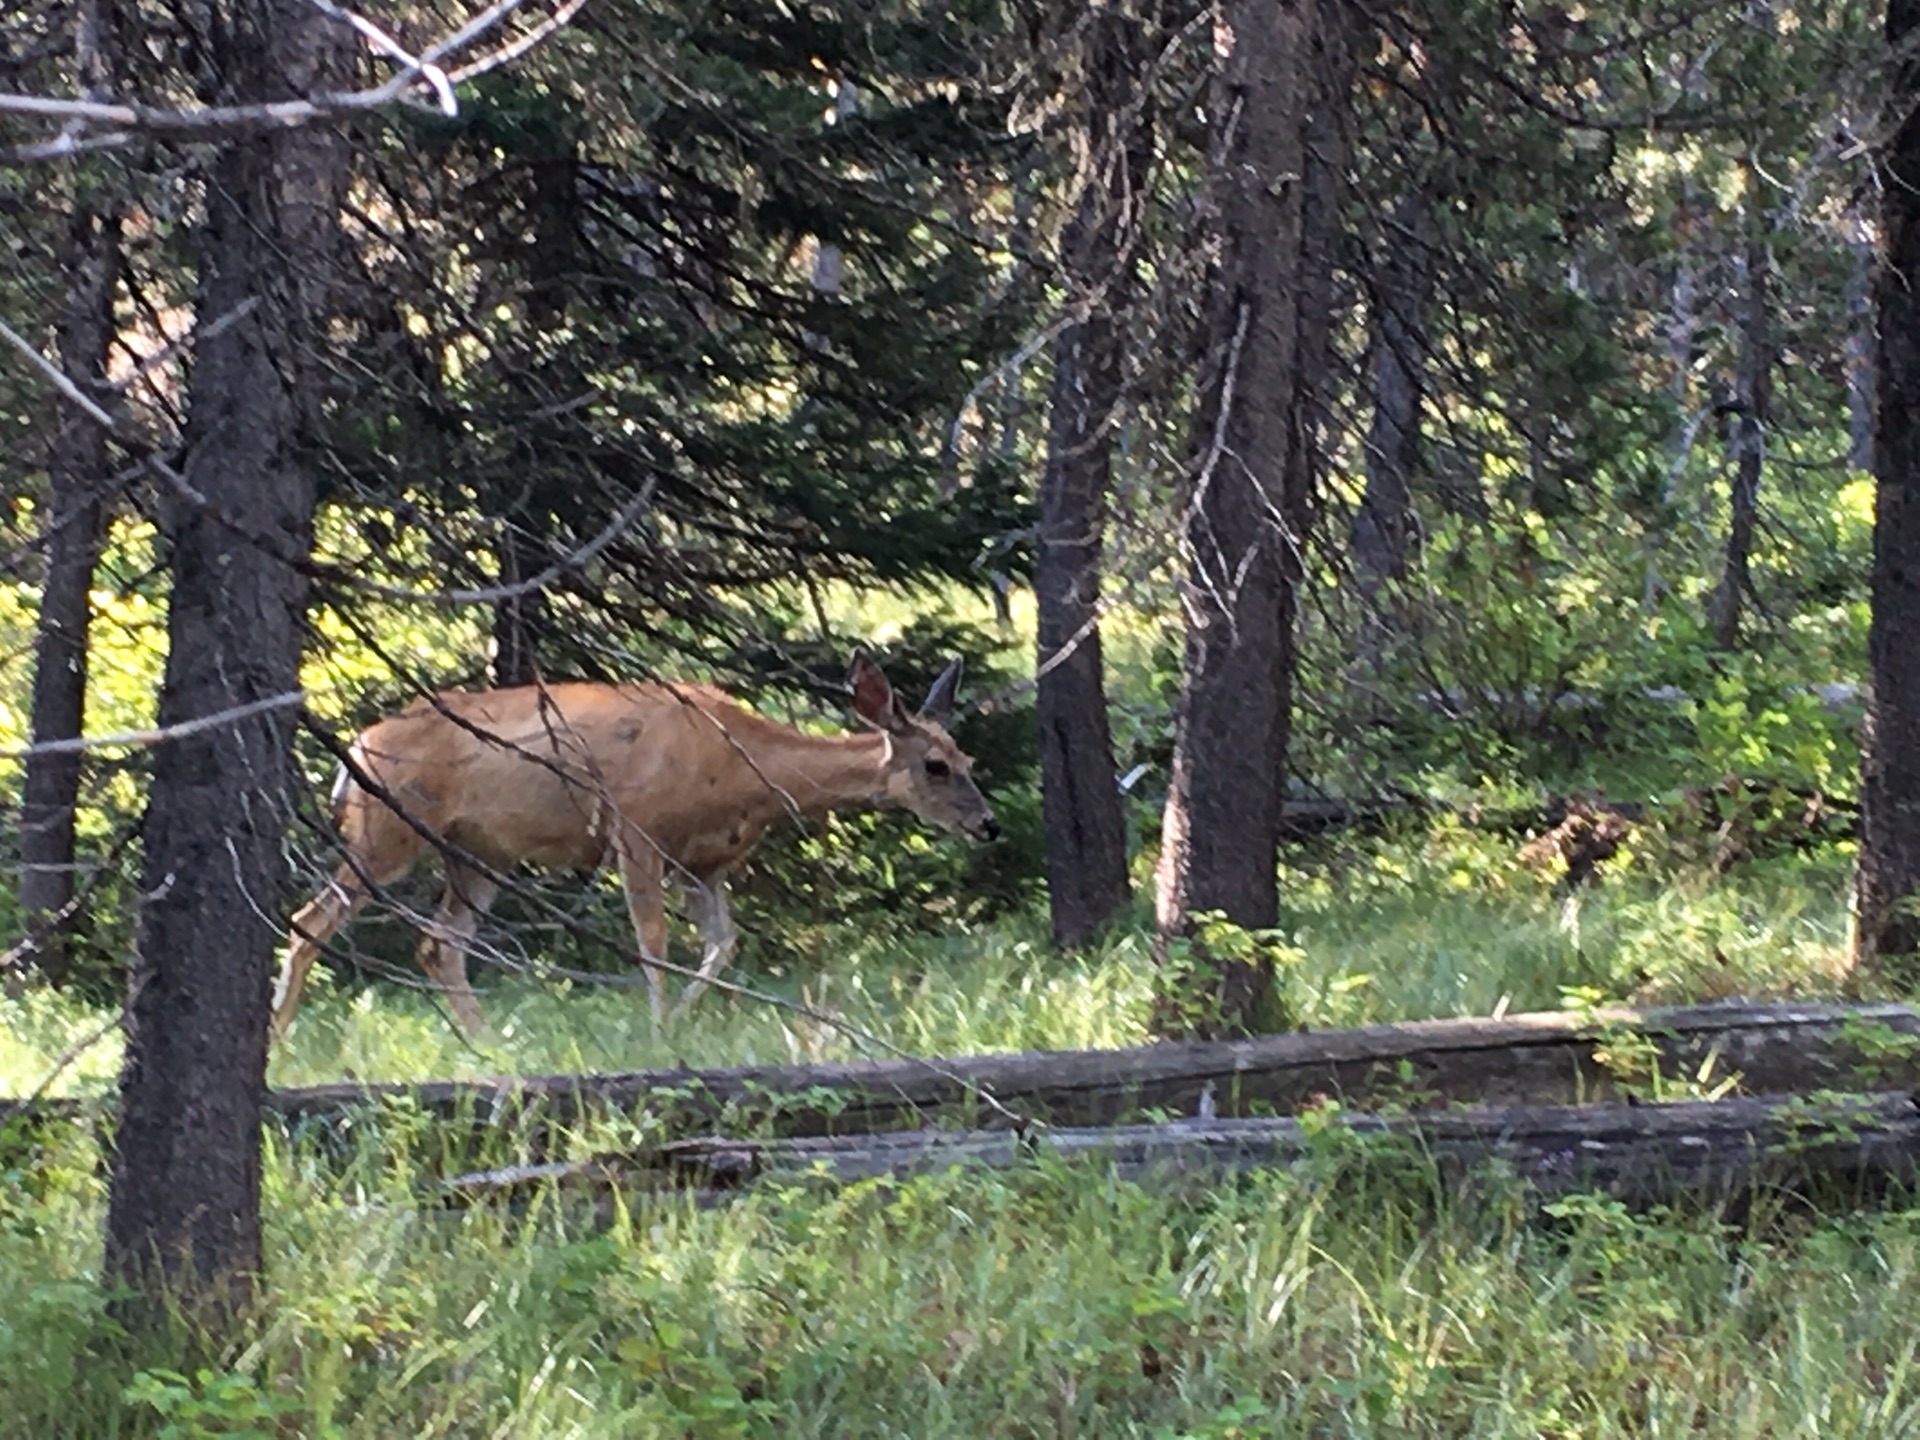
[0,829,1883,1436]
[3,1128,1920,1436]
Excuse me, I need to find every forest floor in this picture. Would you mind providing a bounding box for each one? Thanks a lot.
[4,832,1911,1438]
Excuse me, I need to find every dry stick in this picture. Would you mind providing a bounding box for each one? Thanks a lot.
[307,0,458,116]
[0,820,143,974]
[0,316,117,430]
[338,478,657,607]
[8,971,148,1118]
[0,0,584,163]
[8,296,657,609]
[107,297,259,401]
[0,690,309,761]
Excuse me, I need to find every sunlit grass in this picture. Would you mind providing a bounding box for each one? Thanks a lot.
[0,836,1858,1098]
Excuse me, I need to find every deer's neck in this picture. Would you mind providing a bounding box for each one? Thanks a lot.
[754,728,896,823]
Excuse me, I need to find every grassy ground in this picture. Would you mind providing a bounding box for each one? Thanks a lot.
[0,833,1897,1437]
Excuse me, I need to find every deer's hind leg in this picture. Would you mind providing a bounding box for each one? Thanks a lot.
[416,859,500,1034]
[669,873,738,1021]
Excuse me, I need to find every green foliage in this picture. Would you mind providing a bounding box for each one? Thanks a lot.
[0,823,1899,1436]
[122,1367,306,1439]
[5,1114,1920,1435]
[1155,912,1303,1038]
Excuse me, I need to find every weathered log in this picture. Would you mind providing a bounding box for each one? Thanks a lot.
[445,1090,1920,1209]
[275,1000,1920,1138]
[8,1001,1917,1142]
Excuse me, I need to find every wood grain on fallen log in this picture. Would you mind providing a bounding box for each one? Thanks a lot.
[6,1001,1918,1140]
[444,1090,1920,1209]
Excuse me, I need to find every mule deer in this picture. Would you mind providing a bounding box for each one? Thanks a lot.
[272,652,995,1036]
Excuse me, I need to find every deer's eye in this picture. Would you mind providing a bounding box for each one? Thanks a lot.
[925,757,951,779]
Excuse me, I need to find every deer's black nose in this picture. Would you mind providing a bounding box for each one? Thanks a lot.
[982,817,1001,841]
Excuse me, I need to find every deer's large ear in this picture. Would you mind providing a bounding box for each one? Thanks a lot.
[919,657,963,722]
[848,649,903,730]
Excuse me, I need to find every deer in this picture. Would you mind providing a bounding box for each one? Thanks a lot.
[271,651,996,1038]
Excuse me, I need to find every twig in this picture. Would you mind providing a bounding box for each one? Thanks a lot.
[0,317,117,431]
[8,971,145,1116]
[0,690,309,760]
[308,0,457,115]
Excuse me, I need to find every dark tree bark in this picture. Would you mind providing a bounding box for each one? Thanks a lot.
[490,136,578,685]
[1856,0,1920,981]
[19,167,120,987]
[1155,0,1339,1037]
[103,0,347,1326]
[491,517,551,687]
[1708,195,1772,650]
[1351,193,1434,600]
[1034,6,1149,948]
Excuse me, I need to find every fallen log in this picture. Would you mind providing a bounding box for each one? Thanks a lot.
[445,1090,1920,1210]
[269,999,1920,1138]
[8,1001,1917,1142]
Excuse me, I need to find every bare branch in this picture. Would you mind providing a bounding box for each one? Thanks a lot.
[0,691,309,760]
[0,316,118,431]
[327,478,657,607]
[307,0,457,115]
[0,0,585,160]
[443,0,588,84]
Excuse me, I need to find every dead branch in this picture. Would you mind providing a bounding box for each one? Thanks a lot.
[0,0,585,162]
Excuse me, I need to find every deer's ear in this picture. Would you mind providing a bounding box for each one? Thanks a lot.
[919,657,963,722]
[848,650,901,729]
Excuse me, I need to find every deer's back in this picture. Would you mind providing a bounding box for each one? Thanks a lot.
[349,682,788,871]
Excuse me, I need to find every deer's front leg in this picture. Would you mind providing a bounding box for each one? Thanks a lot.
[614,840,670,1021]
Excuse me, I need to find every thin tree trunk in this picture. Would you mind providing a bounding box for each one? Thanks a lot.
[491,517,549,687]
[490,136,578,684]
[1035,5,1147,947]
[104,0,346,1328]
[1709,192,1771,650]
[1855,0,1920,981]
[19,202,119,988]
[1351,193,1433,600]
[18,0,120,990]
[1154,0,1321,1037]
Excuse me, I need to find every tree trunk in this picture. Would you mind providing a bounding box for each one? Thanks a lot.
[244,1000,1920,1143]
[491,517,550,687]
[103,0,346,1328]
[19,189,119,988]
[1856,0,1920,981]
[1351,193,1433,600]
[1154,0,1325,1037]
[1708,193,1771,650]
[1034,6,1147,947]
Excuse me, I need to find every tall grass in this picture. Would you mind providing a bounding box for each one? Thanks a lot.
[0,835,1884,1436]
[4,1126,1920,1436]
